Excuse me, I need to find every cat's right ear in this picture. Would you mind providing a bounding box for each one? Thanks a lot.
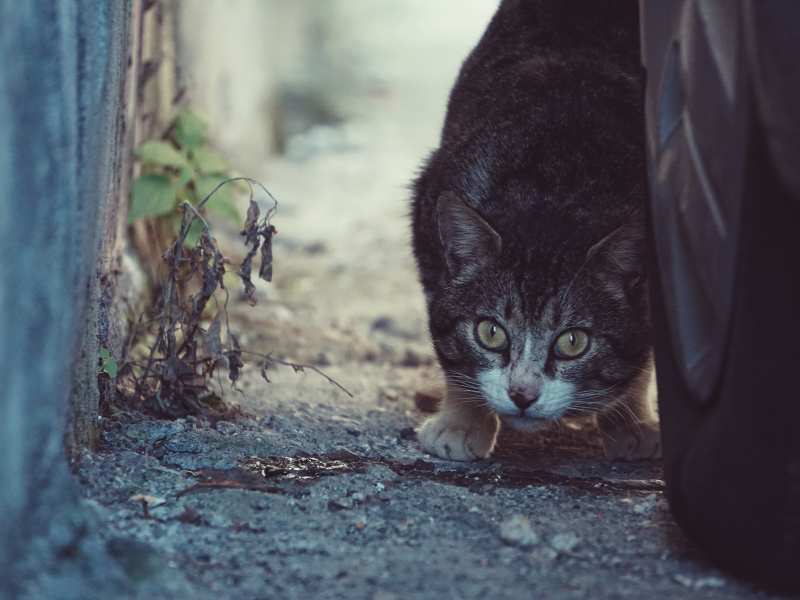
[586,210,646,300]
[437,192,502,278]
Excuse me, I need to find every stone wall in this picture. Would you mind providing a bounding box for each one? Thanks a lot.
[0,1,139,596]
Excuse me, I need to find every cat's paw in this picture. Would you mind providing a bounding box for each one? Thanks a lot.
[417,411,499,461]
[601,421,662,461]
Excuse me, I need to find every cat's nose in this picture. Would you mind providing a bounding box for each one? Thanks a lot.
[509,390,539,411]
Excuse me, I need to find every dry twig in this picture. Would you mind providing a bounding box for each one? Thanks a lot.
[116,178,350,418]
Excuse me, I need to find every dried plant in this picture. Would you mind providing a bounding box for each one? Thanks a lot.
[113,178,350,419]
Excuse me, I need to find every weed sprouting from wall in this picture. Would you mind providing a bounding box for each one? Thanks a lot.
[113,178,351,419]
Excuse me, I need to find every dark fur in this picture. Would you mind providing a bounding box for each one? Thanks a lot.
[411,0,649,406]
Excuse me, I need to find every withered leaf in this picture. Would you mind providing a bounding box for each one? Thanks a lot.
[259,224,276,282]
[242,198,260,240]
[227,333,243,384]
[190,232,225,318]
[238,240,259,306]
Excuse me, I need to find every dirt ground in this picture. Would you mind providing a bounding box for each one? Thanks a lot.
[78,3,786,599]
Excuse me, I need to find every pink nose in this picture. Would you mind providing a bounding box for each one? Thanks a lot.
[509,389,539,411]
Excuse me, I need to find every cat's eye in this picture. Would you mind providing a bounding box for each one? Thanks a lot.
[553,329,590,359]
[475,319,508,352]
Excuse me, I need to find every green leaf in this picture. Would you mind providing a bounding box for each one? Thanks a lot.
[177,165,196,187]
[196,176,241,226]
[134,140,188,169]
[98,348,118,379]
[103,358,118,379]
[174,109,208,148]
[191,146,229,175]
[129,175,177,222]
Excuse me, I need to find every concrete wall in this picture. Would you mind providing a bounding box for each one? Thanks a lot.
[175,1,341,173]
[0,1,134,596]
[175,0,299,173]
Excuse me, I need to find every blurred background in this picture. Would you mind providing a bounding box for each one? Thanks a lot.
[174,0,498,324]
[138,0,501,365]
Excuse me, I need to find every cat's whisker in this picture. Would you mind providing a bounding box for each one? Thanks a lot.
[445,373,482,386]
[600,399,641,434]
[448,387,489,408]
[568,405,603,416]
[452,391,483,396]
[448,381,483,390]
[566,407,600,417]
[613,398,642,431]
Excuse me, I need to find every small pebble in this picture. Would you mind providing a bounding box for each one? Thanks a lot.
[129,494,166,508]
[633,493,657,514]
[499,515,540,547]
[530,546,559,563]
[303,241,327,254]
[215,421,238,436]
[550,532,580,553]
[327,498,352,512]
[380,388,400,402]
[674,574,726,590]
[371,316,418,340]
[694,576,726,589]
[313,352,331,366]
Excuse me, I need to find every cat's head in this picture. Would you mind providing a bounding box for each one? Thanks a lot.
[428,192,650,431]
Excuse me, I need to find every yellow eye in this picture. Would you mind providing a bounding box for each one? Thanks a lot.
[554,329,590,359]
[475,319,508,351]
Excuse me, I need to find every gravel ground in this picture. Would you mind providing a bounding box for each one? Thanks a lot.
[78,2,789,598]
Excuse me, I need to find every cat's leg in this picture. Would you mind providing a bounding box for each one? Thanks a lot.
[598,359,662,461]
[417,384,499,461]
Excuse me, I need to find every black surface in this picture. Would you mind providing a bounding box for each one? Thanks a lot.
[647,73,800,595]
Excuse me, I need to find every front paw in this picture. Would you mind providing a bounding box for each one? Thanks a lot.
[601,421,662,461]
[417,411,499,461]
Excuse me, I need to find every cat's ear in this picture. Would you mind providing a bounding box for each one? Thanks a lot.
[437,192,502,278]
[587,211,646,298]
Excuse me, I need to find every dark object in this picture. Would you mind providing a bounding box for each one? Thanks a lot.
[399,426,418,441]
[641,1,800,589]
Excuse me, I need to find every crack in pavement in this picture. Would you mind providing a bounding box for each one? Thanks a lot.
[174,453,665,499]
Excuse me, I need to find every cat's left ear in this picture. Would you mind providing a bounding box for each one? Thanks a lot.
[437,192,502,278]
[587,210,646,297]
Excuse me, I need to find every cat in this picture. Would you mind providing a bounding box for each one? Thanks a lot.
[410,0,659,462]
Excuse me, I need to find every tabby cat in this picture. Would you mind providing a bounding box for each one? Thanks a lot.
[410,0,659,461]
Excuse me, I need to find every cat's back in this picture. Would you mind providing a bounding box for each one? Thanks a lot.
[443,0,641,146]
[411,0,644,284]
